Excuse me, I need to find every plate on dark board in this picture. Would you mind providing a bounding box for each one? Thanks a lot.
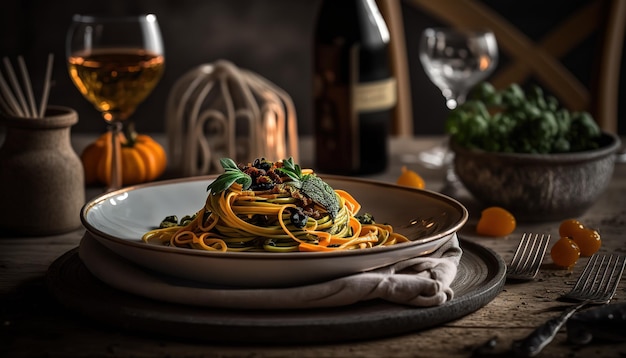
[47,236,505,344]
[81,175,468,288]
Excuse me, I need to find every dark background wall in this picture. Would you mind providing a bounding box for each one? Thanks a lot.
[2,0,624,136]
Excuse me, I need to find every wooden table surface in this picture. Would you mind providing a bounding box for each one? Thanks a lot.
[1,135,625,358]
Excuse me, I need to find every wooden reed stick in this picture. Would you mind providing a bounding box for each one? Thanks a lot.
[0,89,15,115]
[38,53,54,118]
[17,56,38,118]
[3,57,31,117]
[0,54,54,119]
[0,70,24,117]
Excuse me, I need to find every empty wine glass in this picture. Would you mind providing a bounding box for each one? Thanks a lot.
[420,27,498,110]
[66,14,165,191]
[417,27,498,185]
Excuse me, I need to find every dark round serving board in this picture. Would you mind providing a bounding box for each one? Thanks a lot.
[46,238,505,344]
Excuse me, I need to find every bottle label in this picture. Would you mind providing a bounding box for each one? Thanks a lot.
[352,77,397,113]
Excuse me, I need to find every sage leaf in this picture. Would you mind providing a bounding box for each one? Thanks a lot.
[300,175,340,220]
[207,158,252,194]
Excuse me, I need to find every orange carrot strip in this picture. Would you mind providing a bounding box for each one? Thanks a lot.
[298,241,338,252]
[336,189,361,215]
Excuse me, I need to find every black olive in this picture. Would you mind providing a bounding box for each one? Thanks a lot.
[289,208,308,229]
[253,157,273,172]
[251,182,274,191]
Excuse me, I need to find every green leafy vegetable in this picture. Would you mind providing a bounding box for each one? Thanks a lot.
[356,213,375,225]
[158,214,197,228]
[205,157,341,221]
[275,157,303,184]
[300,175,340,220]
[446,82,602,154]
[159,215,179,228]
[207,158,252,194]
[277,157,340,220]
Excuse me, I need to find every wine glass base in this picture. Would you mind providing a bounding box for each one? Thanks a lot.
[416,137,454,169]
[414,139,463,193]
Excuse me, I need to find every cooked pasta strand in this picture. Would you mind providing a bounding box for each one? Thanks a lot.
[142,167,410,252]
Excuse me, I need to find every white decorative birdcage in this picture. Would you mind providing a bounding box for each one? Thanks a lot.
[165,60,299,176]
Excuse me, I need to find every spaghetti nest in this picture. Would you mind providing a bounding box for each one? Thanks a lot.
[142,158,410,252]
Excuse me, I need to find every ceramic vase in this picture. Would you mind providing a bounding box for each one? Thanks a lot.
[0,106,85,235]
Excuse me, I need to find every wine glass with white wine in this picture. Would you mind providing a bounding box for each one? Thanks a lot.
[417,27,498,183]
[66,14,165,191]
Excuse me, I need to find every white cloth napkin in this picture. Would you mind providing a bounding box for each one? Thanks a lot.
[79,232,462,310]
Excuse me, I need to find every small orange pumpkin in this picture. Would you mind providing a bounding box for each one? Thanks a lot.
[81,123,167,186]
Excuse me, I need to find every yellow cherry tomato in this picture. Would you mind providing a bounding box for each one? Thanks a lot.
[559,219,585,238]
[550,237,581,268]
[476,206,516,237]
[571,228,602,257]
[396,166,425,189]
[558,219,602,257]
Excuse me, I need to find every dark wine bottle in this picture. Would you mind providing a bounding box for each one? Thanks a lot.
[313,0,396,175]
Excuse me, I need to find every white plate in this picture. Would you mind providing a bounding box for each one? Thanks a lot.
[81,175,468,288]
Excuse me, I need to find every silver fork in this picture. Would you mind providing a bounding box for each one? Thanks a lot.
[512,254,626,357]
[506,233,551,281]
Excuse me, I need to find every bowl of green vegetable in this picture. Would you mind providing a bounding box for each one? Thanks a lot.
[447,83,621,222]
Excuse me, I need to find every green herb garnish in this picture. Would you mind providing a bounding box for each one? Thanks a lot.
[207,158,252,194]
[275,157,303,183]
[301,175,340,220]
[207,157,341,220]
[356,213,375,225]
[276,158,340,220]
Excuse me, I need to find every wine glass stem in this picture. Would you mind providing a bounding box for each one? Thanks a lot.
[446,91,467,110]
[456,91,467,106]
[107,121,123,192]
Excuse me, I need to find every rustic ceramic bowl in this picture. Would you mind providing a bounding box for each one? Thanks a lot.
[450,132,621,222]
